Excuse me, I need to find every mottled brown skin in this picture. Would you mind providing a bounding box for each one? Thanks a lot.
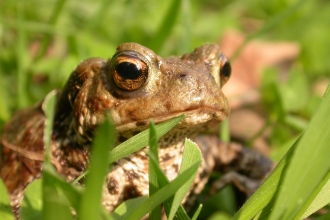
[0,43,272,219]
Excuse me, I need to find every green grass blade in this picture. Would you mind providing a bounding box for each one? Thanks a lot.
[148,151,191,220]
[233,85,330,220]
[21,179,42,219]
[0,180,14,220]
[42,167,82,211]
[220,119,230,142]
[232,142,294,220]
[268,85,330,220]
[148,122,161,220]
[191,204,203,220]
[151,159,192,220]
[78,116,116,220]
[108,115,184,163]
[148,0,181,52]
[111,197,148,219]
[302,171,330,218]
[112,160,200,220]
[134,161,200,220]
[41,90,57,163]
[167,139,202,220]
[41,90,73,220]
[42,164,74,220]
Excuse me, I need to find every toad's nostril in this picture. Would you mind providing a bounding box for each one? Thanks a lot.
[178,74,187,79]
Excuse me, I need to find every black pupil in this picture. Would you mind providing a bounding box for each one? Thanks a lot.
[116,62,142,80]
[222,61,231,78]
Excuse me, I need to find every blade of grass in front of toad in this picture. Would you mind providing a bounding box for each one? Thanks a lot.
[147,124,202,220]
[39,97,83,218]
[78,115,116,220]
[41,168,84,216]
[267,85,330,220]
[42,90,57,163]
[42,167,74,220]
[149,139,202,220]
[191,204,203,220]
[112,160,200,220]
[232,139,296,220]
[21,180,42,219]
[148,121,161,220]
[232,85,330,220]
[148,139,203,220]
[0,180,14,220]
[147,126,202,220]
[41,90,74,220]
[166,139,202,220]
[111,196,148,219]
[111,117,195,220]
[149,156,191,220]
[301,171,330,219]
[108,114,185,164]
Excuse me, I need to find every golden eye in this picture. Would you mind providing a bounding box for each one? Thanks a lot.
[112,55,148,90]
[219,53,231,87]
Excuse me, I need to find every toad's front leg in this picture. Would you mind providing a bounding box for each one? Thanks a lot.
[194,135,274,197]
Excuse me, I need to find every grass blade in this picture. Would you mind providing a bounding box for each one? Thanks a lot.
[111,197,148,219]
[167,139,202,220]
[148,122,161,220]
[191,204,203,220]
[0,180,14,220]
[108,115,184,164]
[112,162,200,220]
[233,85,330,220]
[41,90,73,220]
[148,153,193,220]
[21,180,42,220]
[302,171,330,218]
[42,164,74,220]
[41,90,57,163]
[268,85,330,220]
[231,145,290,219]
[42,167,82,211]
[78,116,116,220]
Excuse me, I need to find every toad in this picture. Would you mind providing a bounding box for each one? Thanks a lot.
[0,42,272,218]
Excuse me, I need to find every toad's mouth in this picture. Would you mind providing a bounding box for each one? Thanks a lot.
[114,106,229,133]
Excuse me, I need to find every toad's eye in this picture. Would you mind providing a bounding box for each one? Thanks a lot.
[219,53,231,87]
[112,55,148,90]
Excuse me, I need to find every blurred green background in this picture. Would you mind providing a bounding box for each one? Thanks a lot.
[0,0,329,218]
